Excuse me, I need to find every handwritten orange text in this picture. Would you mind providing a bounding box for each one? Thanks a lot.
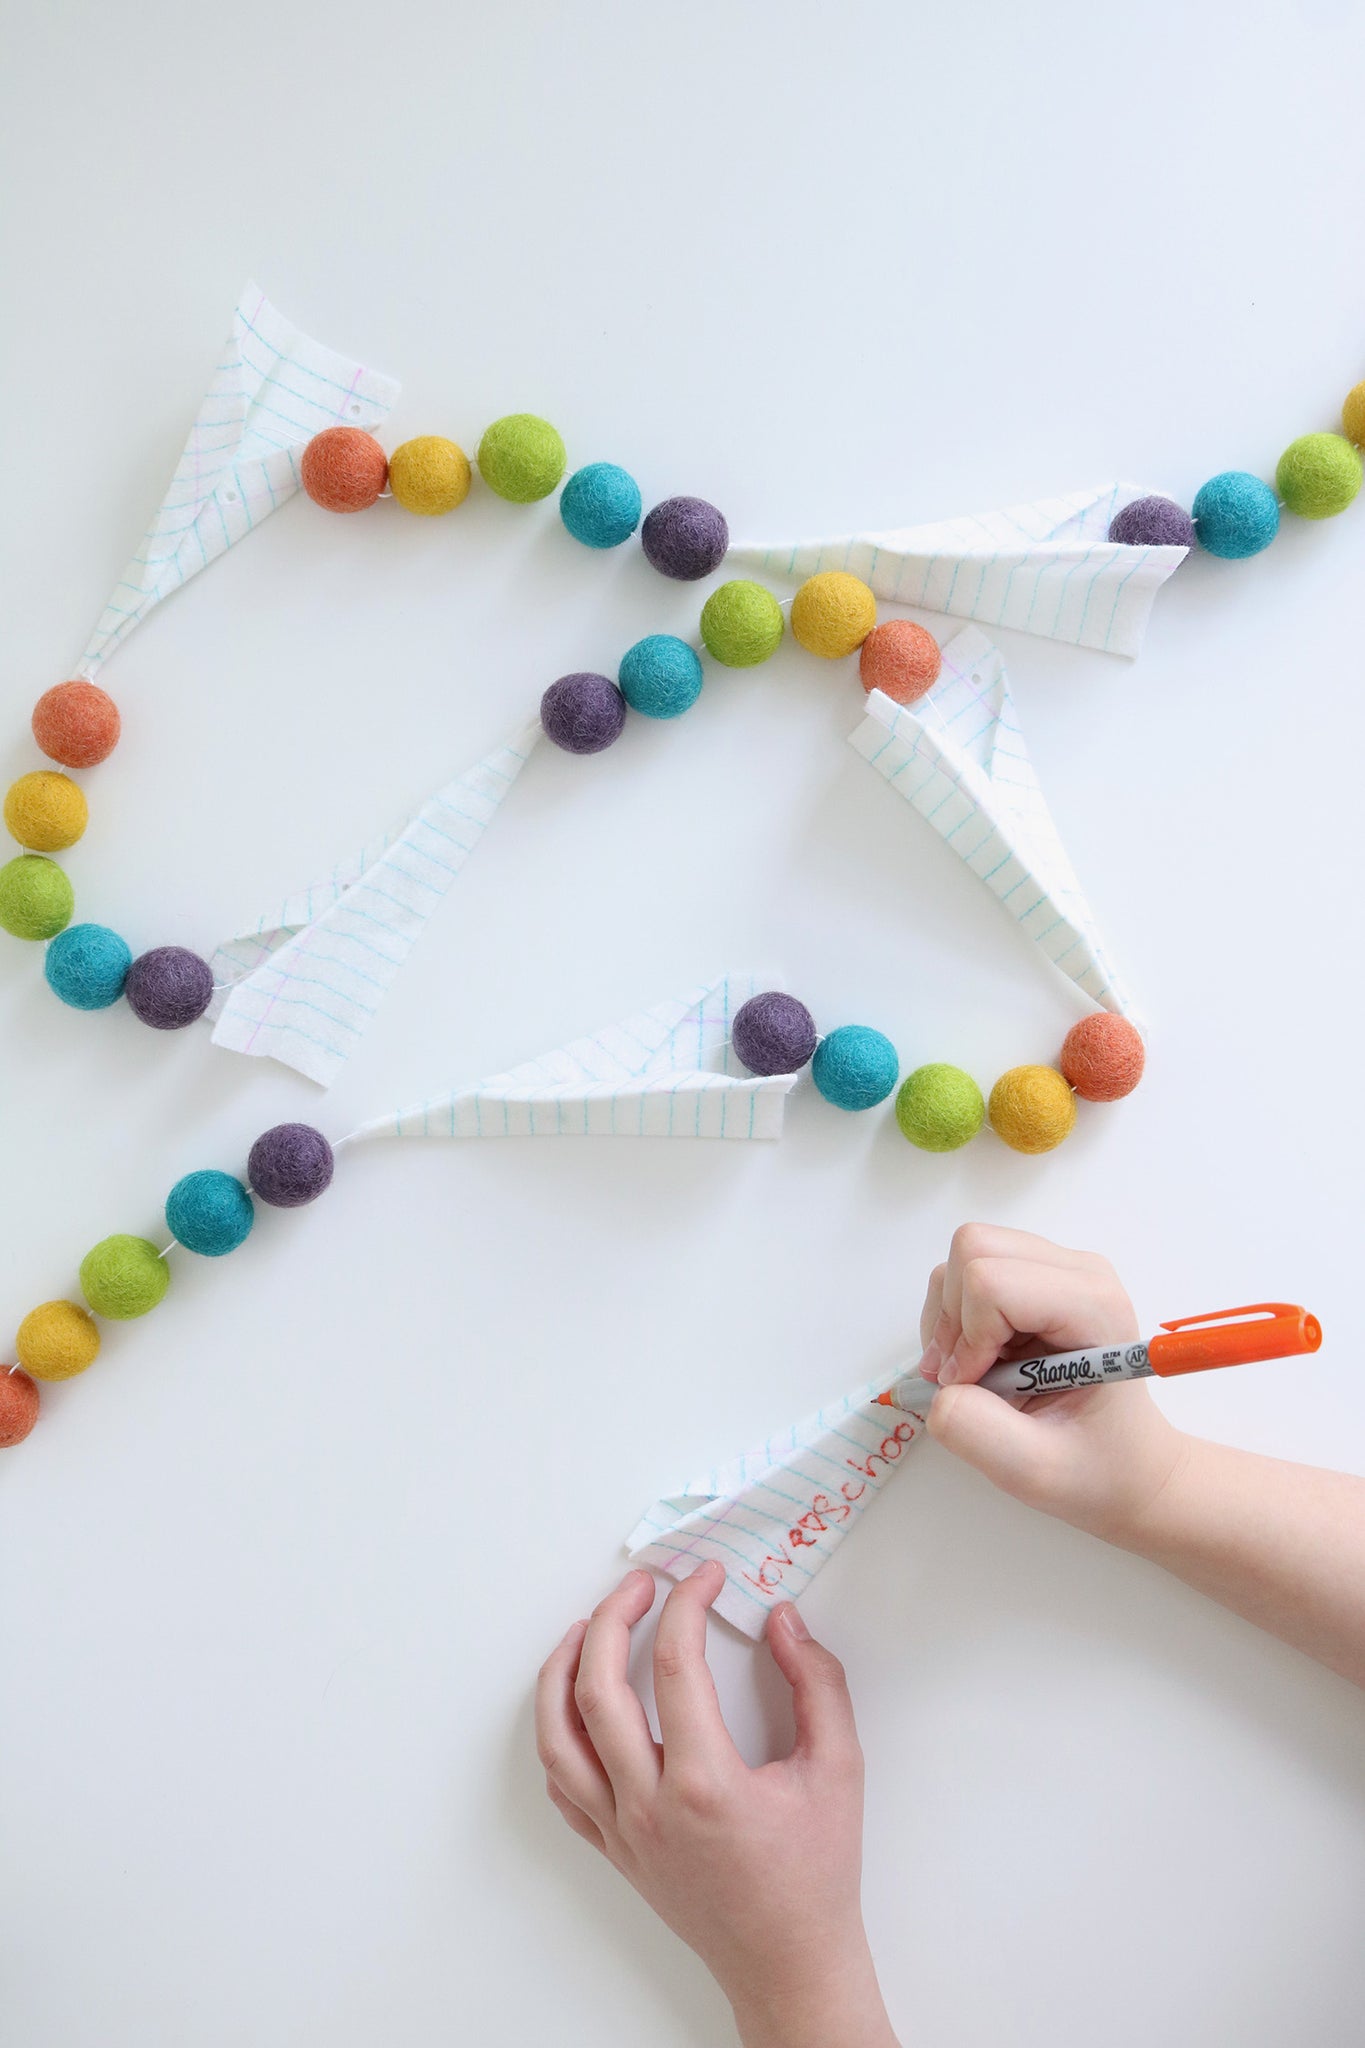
[738,1418,919,1599]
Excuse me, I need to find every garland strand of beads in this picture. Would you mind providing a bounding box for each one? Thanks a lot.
[0,997,1147,1450]
[2,676,219,1028]
[729,993,1146,1154]
[4,449,948,1040]
[2,1121,336,1446]
[1106,380,1365,557]
[17,360,1365,1044]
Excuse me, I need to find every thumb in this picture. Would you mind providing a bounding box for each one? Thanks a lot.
[766,1604,861,1764]
[928,1382,1058,1504]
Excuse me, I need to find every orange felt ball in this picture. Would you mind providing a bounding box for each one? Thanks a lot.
[1059,1013,1146,1102]
[300,426,388,512]
[859,620,942,705]
[31,680,121,768]
[0,1369,39,1448]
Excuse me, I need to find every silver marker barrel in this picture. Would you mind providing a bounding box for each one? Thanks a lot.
[878,1342,1153,1411]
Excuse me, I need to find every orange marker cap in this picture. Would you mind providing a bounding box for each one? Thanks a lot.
[1147,1302,1322,1378]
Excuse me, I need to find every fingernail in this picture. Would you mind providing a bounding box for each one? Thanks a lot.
[778,1601,810,1640]
[938,1350,960,1385]
[919,1340,942,1381]
[562,1619,588,1646]
[694,1558,724,1585]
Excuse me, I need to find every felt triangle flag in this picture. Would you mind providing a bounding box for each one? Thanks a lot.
[78,283,399,676]
[728,481,1185,658]
[208,719,541,1086]
[345,974,798,1142]
[848,627,1139,1020]
[626,1368,935,1640]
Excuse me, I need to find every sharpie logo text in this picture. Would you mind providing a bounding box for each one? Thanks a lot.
[1014,1344,1148,1392]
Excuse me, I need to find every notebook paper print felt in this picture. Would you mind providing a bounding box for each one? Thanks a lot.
[728,482,1185,659]
[627,1369,935,1639]
[209,719,540,1086]
[345,975,798,1142]
[78,283,399,676]
[848,627,1139,1021]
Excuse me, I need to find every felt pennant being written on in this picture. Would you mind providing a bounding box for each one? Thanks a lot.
[627,1370,934,1640]
[345,975,797,1143]
[728,481,1185,659]
[79,283,399,676]
[208,720,541,1086]
[848,626,1139,1022]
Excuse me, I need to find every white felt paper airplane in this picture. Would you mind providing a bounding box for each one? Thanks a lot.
[627,1369,935,1640]
[344,975,797,1142]
[77,282,399,676]
[208,719,541,1086]
[728,481,1185,659]
[848,626,1139,1021]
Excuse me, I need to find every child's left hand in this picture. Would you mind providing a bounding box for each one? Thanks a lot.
[535,1561,900,2048]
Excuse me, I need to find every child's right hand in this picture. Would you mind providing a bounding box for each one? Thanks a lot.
[920,1223,1188,1545]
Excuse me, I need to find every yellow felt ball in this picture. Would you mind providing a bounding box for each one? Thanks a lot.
[4,771,88,852]
[1343,383,1365,449]
[988,1065,1077,1155]
[790,572,877,659]
[388,435,472,516]
[15,1299,101,1381]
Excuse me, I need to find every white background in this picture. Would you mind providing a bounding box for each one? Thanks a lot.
[3,4,1364,2042]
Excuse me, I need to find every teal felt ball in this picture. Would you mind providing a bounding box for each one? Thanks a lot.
[811,1025,900,1111]
[618,635,704,719]
[44,922,132,1009]
[560,463,642,549]
[165,1169,255,1257]
[1192,471,1280,559]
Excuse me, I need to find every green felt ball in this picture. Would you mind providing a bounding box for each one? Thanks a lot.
[1275,433,1363,520]
[700,581,784,667]
[894,1064,985,1152]
[477,414,567,502]
[79,1234,170,1319]
[0,854,74,940]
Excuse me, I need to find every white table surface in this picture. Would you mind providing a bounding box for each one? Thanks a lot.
[3,4,1364,2042]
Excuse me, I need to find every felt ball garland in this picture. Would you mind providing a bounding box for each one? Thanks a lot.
[724,990,1145,1158]
[7,661,221,1036]
[0,977,1146,1448]
[11,360,1357,1113]
[2,1119,336,1439]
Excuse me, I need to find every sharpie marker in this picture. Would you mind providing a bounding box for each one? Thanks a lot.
[877,1302,1322,1411]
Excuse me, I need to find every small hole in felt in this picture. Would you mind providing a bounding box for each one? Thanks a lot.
[222,489,237,501]
[349,402,362,416]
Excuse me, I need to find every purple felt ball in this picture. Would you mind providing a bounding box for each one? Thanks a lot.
[640,496,729,581]
[248,1122,335,1208]
[540,672,627,755]
[124,945,214,1030]
[731,991,818,1076]
[1107,495,1195,549]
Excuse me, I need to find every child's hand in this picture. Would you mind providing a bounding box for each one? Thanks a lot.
[920,1222,1187,1543]
[535,1562,900,2048]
